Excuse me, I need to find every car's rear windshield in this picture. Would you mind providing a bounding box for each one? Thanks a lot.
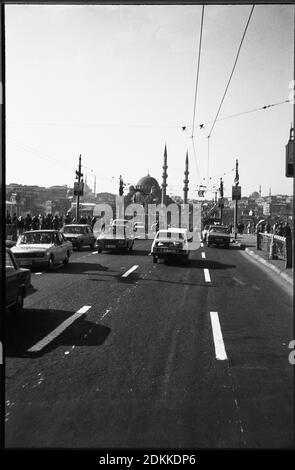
[19,232,54,244]
[63,226,86,234]
[209,227,228,233]
[157,231,184,240]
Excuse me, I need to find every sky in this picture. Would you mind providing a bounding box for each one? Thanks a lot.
[5,3,294,199]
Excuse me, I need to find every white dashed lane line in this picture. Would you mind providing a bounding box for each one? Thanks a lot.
[27,305,92,353]
[210,312,228,361]
[201,252,206,259]
[204,268,211,282]
[121,265,139,278]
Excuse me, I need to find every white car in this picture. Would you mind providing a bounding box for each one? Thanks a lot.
[150,228,189,263]
[11,230,73,270]
[96,219,134,253]
[206,225,231,248]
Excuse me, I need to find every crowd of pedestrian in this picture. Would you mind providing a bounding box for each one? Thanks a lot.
[6,211,98,240]
[255,220,292,238]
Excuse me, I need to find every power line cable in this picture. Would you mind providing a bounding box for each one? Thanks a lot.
[190,5,205,185]
[207,5,255,139]
[200,99,290,129]
[191,5,205,140]
[206,4,254,186]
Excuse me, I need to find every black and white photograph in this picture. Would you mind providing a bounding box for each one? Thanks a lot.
[2,1,294,452]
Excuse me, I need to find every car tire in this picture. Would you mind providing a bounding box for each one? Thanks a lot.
[225,244,230,249]
[129,242,133,251]
[207,242,210,247]
[63,251,70,265]
[90,242,95,251]
[48,255,54,270]
[76,243,81,251]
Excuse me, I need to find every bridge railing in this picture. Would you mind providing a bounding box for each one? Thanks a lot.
[257,232,292,268]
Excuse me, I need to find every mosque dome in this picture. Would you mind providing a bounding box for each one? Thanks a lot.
[135,175,160,194]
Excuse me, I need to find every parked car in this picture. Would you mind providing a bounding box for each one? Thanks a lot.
[151,228,189,263]
[96,219,134,253]
[11,230,73,270]
[6,247,32,314]
[60,224,96,251]
[206,225,231,248]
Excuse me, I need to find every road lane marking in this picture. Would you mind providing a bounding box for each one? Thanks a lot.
[101,308,112,319]
[92,251,97,254]
[200,242,204,247]
[204,268,211,282]
[201,252,206,259]
[122,265,139,278]
[34,272,42,275]
[27,305,92,353]
[210,312,228,360]
[233,276,246,286]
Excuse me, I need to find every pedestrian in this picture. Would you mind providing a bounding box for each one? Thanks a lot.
[11,213,18,240]
[6,212,12,224]
[265,222,271,233]
[277,223,284,236]
[283,222,292,238]
[65,212,72,225]
[24,213,32,231]
[17,215,24,236]
[53,214,60,230]
[31,214,39,230]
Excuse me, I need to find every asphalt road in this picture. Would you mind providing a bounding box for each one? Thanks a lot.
[5,239,293,448]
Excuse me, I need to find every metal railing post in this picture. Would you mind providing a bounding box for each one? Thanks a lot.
[285,236,293,268]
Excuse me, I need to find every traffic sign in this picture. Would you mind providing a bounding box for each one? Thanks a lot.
[232,185,241,200]
[286,134,294,177]
[74,182,84,196]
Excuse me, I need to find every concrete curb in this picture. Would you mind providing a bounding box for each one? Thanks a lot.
[244,248,293,286]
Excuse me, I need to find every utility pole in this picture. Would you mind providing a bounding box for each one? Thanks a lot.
[219,177,224,224]
[119,175,124,196]
[233,159,240,239]
[161,144,168,205]
[74,154,83,222]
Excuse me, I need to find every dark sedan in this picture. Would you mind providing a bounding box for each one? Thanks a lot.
[61,224,96,251]
[6,248,32,314]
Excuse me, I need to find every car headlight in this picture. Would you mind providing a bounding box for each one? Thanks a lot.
[173,241,183,248]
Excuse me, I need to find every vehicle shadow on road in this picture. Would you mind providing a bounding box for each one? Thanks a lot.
[56,262,111,275]
[5,309,110,358]
[188,259,236,269]
[162,258,236,270]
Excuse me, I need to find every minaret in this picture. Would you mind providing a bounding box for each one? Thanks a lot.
[183,151,189,204]
[259,185,261,197]
[161,144,168,204]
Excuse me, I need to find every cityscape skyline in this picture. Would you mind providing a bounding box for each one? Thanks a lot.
[5,4,294,198]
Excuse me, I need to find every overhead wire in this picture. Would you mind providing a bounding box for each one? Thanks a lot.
[190,4,205,186]
[207,5,255,140]
[206,4,255,185]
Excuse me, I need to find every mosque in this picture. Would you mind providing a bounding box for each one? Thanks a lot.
[124,145,190,207]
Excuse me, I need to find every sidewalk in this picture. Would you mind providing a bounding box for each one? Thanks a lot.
[231,233,293,286]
